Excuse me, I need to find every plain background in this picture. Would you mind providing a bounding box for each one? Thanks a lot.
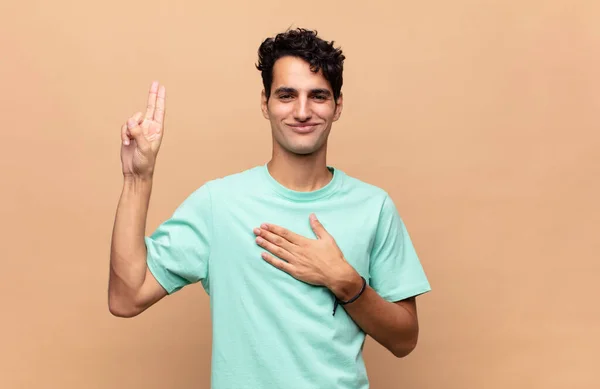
[1,1,598,388]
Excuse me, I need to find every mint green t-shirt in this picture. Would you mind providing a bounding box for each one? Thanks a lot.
[145,164,431,389]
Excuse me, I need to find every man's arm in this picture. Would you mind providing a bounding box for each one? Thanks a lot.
[330,271,419,358]
[109,81,169,317]
[331,194,430,358]
[108,176,167,318]
[253,210,430,358]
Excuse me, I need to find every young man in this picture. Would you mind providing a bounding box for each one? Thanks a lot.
[109,28,431,389]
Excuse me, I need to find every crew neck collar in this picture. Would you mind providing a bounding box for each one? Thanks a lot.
[261,163,343,202]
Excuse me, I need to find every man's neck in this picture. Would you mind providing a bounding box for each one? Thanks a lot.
[267,149,333,192]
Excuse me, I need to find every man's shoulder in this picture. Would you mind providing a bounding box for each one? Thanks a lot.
[204,164,263,187]
[171,165,262,214]
[336,167,390,200]
[187,164,263,201]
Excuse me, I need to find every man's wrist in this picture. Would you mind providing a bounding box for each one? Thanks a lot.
[122,174,153,197]
[124,173,153,183]
[328,264,364,301]
[123,174,153,186]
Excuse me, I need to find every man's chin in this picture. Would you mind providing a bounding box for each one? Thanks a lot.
[289,147,317,156]
[284,143,321,156]
[273,134,326,156]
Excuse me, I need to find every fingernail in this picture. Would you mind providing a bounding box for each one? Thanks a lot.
[310,213,317,221]
[123,139,129,146]
[127,118,136,129]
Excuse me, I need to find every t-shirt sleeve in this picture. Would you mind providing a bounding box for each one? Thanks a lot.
[144,182,213,295]
[369,194,431,302]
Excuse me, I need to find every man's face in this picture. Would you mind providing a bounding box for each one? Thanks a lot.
[261,56,343,156]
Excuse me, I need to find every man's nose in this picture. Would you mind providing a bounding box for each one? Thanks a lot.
[293,96,312,121]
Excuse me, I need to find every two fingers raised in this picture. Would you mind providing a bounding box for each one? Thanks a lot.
[122,81,166,146]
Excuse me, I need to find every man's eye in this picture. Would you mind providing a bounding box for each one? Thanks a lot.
[279,94,292,99]
[313,95,327,100]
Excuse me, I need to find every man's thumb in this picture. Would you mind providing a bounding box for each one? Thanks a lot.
[309,213,328,239]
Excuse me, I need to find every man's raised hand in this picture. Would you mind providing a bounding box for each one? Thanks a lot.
[120,81,166,180]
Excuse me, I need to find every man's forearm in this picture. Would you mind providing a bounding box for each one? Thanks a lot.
[329,267,419,358]
[109,176,153,306]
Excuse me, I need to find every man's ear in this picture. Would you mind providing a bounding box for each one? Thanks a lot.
[261,89,269,120]
[333,92,343,122]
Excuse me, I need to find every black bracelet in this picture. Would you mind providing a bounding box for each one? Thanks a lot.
[332,276,366,316]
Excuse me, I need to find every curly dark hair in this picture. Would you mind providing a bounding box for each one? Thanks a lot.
[256,28,345,102]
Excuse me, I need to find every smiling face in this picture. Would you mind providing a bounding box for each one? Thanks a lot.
[261,56,343,156]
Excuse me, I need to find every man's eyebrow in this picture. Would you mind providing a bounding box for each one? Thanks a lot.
[309,89,332,96]
[272,87,332,96]
[273,87,297,94]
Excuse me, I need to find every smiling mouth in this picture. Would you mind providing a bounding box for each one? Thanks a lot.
[287,123,320,133]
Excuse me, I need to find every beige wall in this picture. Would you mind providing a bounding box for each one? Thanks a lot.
[1,1,598,388]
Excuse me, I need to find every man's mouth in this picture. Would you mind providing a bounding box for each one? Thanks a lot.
[287,123,320,133]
